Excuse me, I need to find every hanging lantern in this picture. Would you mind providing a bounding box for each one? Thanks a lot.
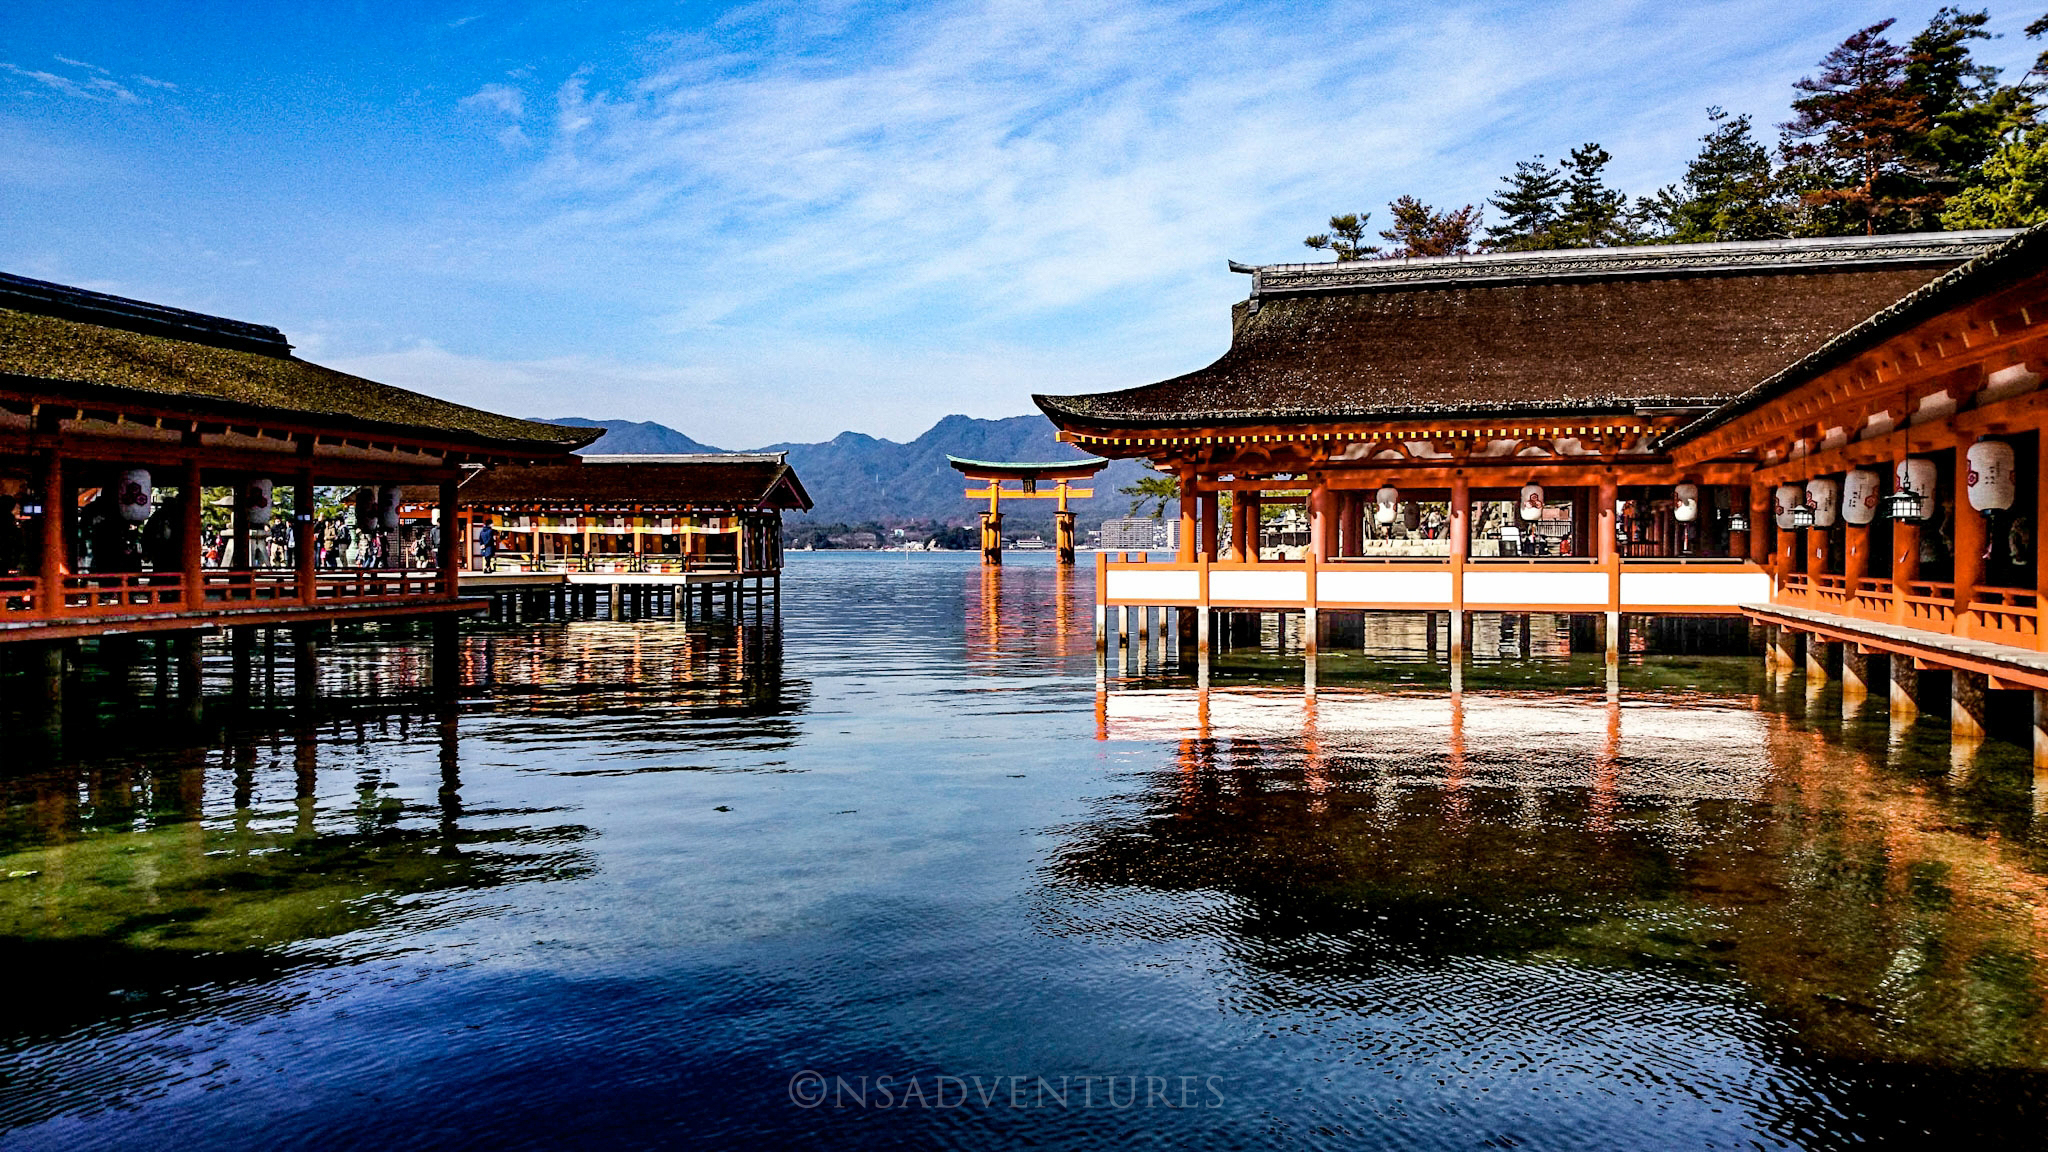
[1842,468,1880,526]
[1790,502,1816,530]
[1966,439,2016,512]
[116,468,153,525]
[1401,501,1421,532]
[1805,477,1839,528]
[1672,483,1699,523]
[243,478,273,527]
[377,484,404,530]
[1519,483,1544,521]
[1773,483,1803,530]
[1890,458,1936,522]
[1375,486,1398,525]
[1727,510,1750,533]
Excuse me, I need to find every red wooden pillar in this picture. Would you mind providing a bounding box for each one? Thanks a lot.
[296,471,317,605]
[439,480,461,597]
[37,450,64,614]
[1309,483,1333,563]
[181,460,204,606]
[1954,444,1984,634]
[1240,491,1262,565]
[1746,482,1769,565]
[1198,490,1218,561]
[1177,468,1196,562]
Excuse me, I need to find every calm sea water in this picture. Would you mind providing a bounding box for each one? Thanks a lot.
[4,551,2048,1149]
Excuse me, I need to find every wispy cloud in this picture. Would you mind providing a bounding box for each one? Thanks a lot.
[3,58,140,103]
[402,0,1848,440]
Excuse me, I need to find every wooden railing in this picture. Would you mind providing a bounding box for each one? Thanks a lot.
[1902,581,1957,629]
[62,573,190,615]
[1963,585,2040,644]
[0,566,455,627]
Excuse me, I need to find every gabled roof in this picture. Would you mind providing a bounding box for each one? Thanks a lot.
[455,453,814,512]
[1667,221,2048,447]
[947,455,1109,481]
[0,272,599,456]
[1036,232,2015,431]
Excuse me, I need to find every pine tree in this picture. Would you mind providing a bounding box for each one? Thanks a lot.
[1483,157,1564,251]
[1903,6,2007,225]
[1651,109,1789,242]
[1378,196,1480,257]
[1302,213,1380,261]
[1779,19,1934,235]
[1939,128,2048,226]
[1551,143,1628,247]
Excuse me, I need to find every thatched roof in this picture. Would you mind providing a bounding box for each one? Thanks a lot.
[1036,232,2014,430]
[0,272,599,455]
[1667,221,2048,446]
[454,454,813,512]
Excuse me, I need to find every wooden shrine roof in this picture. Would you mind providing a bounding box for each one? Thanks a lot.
[0,272,600,457]
[1665,220,2048,447]
[453,453,814,512]
[1035,232,2014,432]
[947,455,1109,481]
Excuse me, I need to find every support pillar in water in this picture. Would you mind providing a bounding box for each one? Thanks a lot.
[1806,635,1834,681]
[432,616,460,697]
[294,625,319,709]
[1841,645,1871,713]
[1953,668,1989,778]
[1603,610,1620,664]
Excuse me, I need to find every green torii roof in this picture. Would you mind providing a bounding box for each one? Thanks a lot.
[947,455,1109,481]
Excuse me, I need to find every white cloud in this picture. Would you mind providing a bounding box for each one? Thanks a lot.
[3,59,139,103]
[461,81,525,119]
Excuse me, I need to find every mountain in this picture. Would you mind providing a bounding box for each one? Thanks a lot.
[558,412,1160,531]
[544,417,726,455]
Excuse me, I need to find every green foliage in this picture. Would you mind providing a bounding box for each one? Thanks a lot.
[1484,156,1565,251]
[1651,109,1790,242]
[1551,143,1630,247]
[1379,196,1480,257]
[1119,472,1180,519]
[1940,127,2048,227]
[1903,6,2008,208]
[1303,213,1380,261]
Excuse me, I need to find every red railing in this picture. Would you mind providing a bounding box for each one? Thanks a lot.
[1,576,42,615]
[1962,585,2040,644]
[0,566,454,627]
[60,573,191,615]
[1902,581,1957,629]
[316,569,443,602]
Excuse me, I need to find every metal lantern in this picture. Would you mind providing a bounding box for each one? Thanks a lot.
[1891,457,1936,522]
[1773,483,1803,530]
[1790,502,1816,530]
[1672,482,1699,523]
[1842,468,1880,526]
[1375,486,1399,525]
[377,485,404,530]
[1805,477,1839,528]
[116,468,153,525]
[1727,511,1750,533]
[1519,483,1544,521]
[243,478,273,527]
[1966,439,2016,512]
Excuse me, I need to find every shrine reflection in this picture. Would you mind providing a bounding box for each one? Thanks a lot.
[0,616,796,1052]
[964,559,1080,671]
[1062,679,2048,1074]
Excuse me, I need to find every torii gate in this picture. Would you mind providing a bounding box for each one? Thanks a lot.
[948,455,1110,566]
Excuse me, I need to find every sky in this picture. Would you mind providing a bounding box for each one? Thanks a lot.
[3,1,2045,448]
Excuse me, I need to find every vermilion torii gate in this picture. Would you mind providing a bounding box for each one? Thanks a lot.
[948,455,1109,565]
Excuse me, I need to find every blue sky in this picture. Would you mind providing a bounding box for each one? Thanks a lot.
[3,2,2043,447]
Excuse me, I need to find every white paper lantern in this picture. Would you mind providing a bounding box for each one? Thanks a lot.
[1773,484,1804,530]
[1895,457,1937,512]
[116,468,153,525]
[1672,483,1699,523]
[243,478,273,527]
[1842,468,1880,526]
[377,485,404,530]
[1966,439,2016,511]
[1519,483,1544,521]
[1375,486,1398,525]
[1805,477,1839,528]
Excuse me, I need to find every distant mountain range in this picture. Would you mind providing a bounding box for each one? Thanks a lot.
[541,413,1161,530]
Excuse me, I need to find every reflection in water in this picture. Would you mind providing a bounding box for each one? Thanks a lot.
[5,556,2048,1148]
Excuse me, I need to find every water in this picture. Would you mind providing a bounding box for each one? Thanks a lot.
[3,551,2048,1148]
